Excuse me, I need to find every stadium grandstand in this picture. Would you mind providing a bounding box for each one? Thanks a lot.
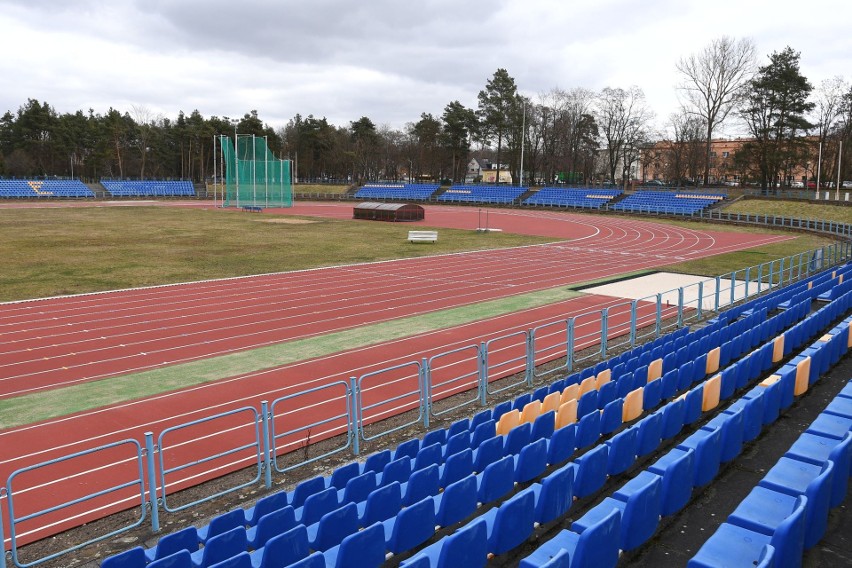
[523,187,622,209]
[101,180,195,197]
[354,183,440,201]
[611,190,727,215]
[437,184,527,204]
[0,179,94,199]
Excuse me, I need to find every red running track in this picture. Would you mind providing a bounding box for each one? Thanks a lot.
[0,204,790,398]
[0,204,790,548]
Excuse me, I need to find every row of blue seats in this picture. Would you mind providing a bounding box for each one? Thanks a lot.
[101,264,846,567]
[689,335,852,566]
[437,185,528,204]
[0,179,94,198]
[354,184,440,200]
[101,181,195,196]
[396,288,829,566]
[523,188,621,209]
[517,297,852,567]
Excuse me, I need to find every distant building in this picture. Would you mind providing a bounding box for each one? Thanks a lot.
[465,158,512,184]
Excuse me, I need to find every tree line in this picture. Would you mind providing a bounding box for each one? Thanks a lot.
[1,38,850,190]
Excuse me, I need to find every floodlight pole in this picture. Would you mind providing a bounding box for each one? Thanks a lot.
[264,135,269,208]
[234,126,240,208]
[212,135,217,206]
[816,142,822,197]
[252,134,257,208]
[836,141,843,201]
[519,102,526,187]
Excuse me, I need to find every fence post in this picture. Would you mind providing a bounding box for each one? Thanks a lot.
[349,377,360,456]
[655,293,662,337]
[715,275,721,312]
[421,358,431,429]
[525,332,534,387]
[629,300,637,347]
[677,287,684,327]
[144,432,160,533]
[757,263,763,294]
[566,319,575,373]
[600,309,609,357]
[478,342,488,406]
[260,402,272,489]
[744,266,751,298]
[730,272,736,306]
[697,280,704,320]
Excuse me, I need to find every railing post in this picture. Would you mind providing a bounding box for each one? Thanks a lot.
[744,266,751,298]
[260,402,272,489]
[629,300,638,347]
[421,358,431,429]
[655,293,662,337]
[677,287,684,327]
[697,280,704,320]
[757,263,763,294]
[478,342,488,406]
[600,309,609,357]
[566,319,575,373]
[525,332,534,387]
[714,275,721,312]
[144,432,160,533]
[349,377,360,456]
[729,272,736,306]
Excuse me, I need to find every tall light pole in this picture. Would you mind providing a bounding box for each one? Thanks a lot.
[836,141,843,201]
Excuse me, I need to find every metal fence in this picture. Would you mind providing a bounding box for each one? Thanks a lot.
[1,227,851,567]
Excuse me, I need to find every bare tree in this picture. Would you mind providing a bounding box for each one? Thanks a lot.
[595,86,654,185]
[677,36,757,184]
[810,76,848,184]
[667,110,706,186]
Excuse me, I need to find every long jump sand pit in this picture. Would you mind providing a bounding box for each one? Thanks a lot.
[584,271,779,310]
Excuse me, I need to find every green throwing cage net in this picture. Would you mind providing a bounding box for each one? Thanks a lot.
[220,135,292,208]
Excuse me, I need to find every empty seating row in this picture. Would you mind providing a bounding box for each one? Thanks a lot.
[101,180,195,197]
[522,187,622,209]
[437,185,527,204]
[689,380,852,567]
[404,286,837,566]
[611,190,726,215]
[0,179,94,198]
[519,305,852,567]
[353,184,440,201]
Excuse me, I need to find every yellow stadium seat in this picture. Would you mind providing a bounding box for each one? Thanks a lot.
[647,358,663,382]
[541,392,561,414]
[759,374,781,387]
[772,336,785,363]
[622,388,644,422]
[705,347,721,375]
[578,376,596,397]
[560,384,579,405]
[702,374,721,411]
[496,409,521,436]
[794,357,811,396]
[556,400,578,429]
[595,368,612,389]
[521,401,542,425]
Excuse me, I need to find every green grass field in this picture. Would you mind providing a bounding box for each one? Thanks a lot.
[0,207,555,302]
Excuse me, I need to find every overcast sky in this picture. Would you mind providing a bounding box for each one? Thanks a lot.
[1,0,850,135]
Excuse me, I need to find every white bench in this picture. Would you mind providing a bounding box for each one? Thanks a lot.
[408,230,438,243]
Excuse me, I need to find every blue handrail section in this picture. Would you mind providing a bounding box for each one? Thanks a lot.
[270,380,352,473]
[358,361,423,442]
[157,406,261,513]
[427,344,482,417]
[4,439,146,568]
[485,330,530,395]
[531,319,571,380]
